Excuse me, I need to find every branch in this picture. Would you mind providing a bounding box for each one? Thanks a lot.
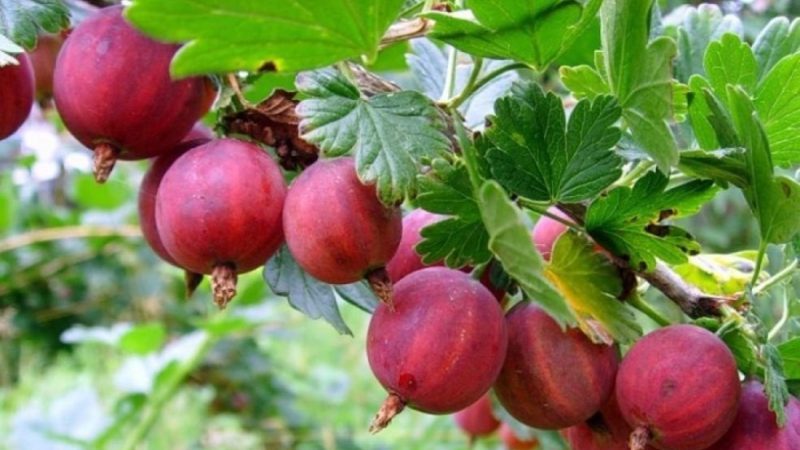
[380,18,434,49]
[0,225,141,254]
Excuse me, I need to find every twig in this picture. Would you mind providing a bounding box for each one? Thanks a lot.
[380,18,434,48]
[0,225,141,254]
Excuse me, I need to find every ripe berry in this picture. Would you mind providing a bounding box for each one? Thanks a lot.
[532,208,570,260]
[562,390,656,450]
[499,423,538,450]
[283,157,401,305]
[366,268,507,432]
[707,380,800,450]
[494,303,618,429]
[386,209,445,282]
[138,137,209,296]
[53,6,213,182]
[29,33,63,103]
[615,324,740,450]
[0,53,34,140]
[155,138,286,307]
[453,394,500,441]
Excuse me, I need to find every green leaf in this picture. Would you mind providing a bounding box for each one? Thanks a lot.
[119,323,166,355]
[679,149,748,188]
[668,4,741,83]
[0,174,16,232]
[728,86,800,244]
[753,17,800,80]
[482,82,622,203]
[0,33,23,65]
[73,173,132,210]
[424,0,583,70]
[296,69,450,203]
[764,343,790,427]
[125,0,404,76]
[545,231,640,344]
[415,159,491,268]
[672,253,760,296]
[718,328,759,375]
[0,0,69,50]
[755,53,800,167]
[478,181,575,327]
[585,170,717,270]
[333,282,378,314]
[264,246,352,336]
[559,65,609,100]
[778,337,800,380]
[704,33,758,98]
[600,0,678,171]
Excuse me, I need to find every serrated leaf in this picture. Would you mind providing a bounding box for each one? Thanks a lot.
[778,337,800,380]
[753,17,800,80]
[333,282,378,314]
[728,86,800,244]
[669,4,742,83]
[585,171,717,270]
[0,0,69,50]
[415,159,491,267]
[424,0,583,70]
[764,343,790,427]
[483,82,622,203]
[559,65,609,100]
[406,39,518,130]
[125,0,404,76]
[545,231,640,344]
[600,0,678,171]
[264,246,352,336]
[755,53,800,167]
[296,69,450,203]
[704,33,758,98]
[478,181,575,327]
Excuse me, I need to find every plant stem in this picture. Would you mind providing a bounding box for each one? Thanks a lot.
[0,225,141,254]
[750,240,769,287]
[446,57,483,109]
[753,258,798,296]
[337,61,359,87]
[613,161,654,188]
[118,330,218,450]
[768,290,790,342]
[627,294,671,326]
[440,46,459,102]
[518,199,582,232]
[445,62,531,109]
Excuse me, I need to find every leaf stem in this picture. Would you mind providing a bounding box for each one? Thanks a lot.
[626,293,671,326]
[518,199,582,232]
[613,161,654,187]
[754,258,798,296]
[768,290,791,342]
[118,329,219,450]
[445,62,531,109]
[750,239,769,286]
[440,46,459,102]
[446,57,483,109]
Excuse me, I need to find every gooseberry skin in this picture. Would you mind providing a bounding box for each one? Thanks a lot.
[283,157,401,284]
[494,303,618,430]
[29,33,63,101]
[531,208,570,260]
[367,268,507,415]
[0,53,35,140]
[53,6,212,161]
[707,380,800,450]
[138,138,209,266]
[615,324,740,450]
[155,138,286,276]
[453,394,500,439]
[563,390,656,450]
[386,209,445,283]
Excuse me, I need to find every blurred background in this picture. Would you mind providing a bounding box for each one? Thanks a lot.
[1,0,798,449]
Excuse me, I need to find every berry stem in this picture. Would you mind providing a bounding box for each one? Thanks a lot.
[367,267,394,311]
[630,426,651,450]
[211,263,237,309]
[369,393,406,434]
[93,142,119,183]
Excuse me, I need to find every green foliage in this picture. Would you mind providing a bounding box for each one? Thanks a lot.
[424,0,587,70]
[779,337,800,380]
[125,0,404,76]
[0,0,68,49]
[481,82,622,203]
[753,17,800,80]
[296,68,450,203]
[478,181,574,327]
[600,0,679,171]
[546,231,641,344]
[764,343,790,427]
[585,171,717,270]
